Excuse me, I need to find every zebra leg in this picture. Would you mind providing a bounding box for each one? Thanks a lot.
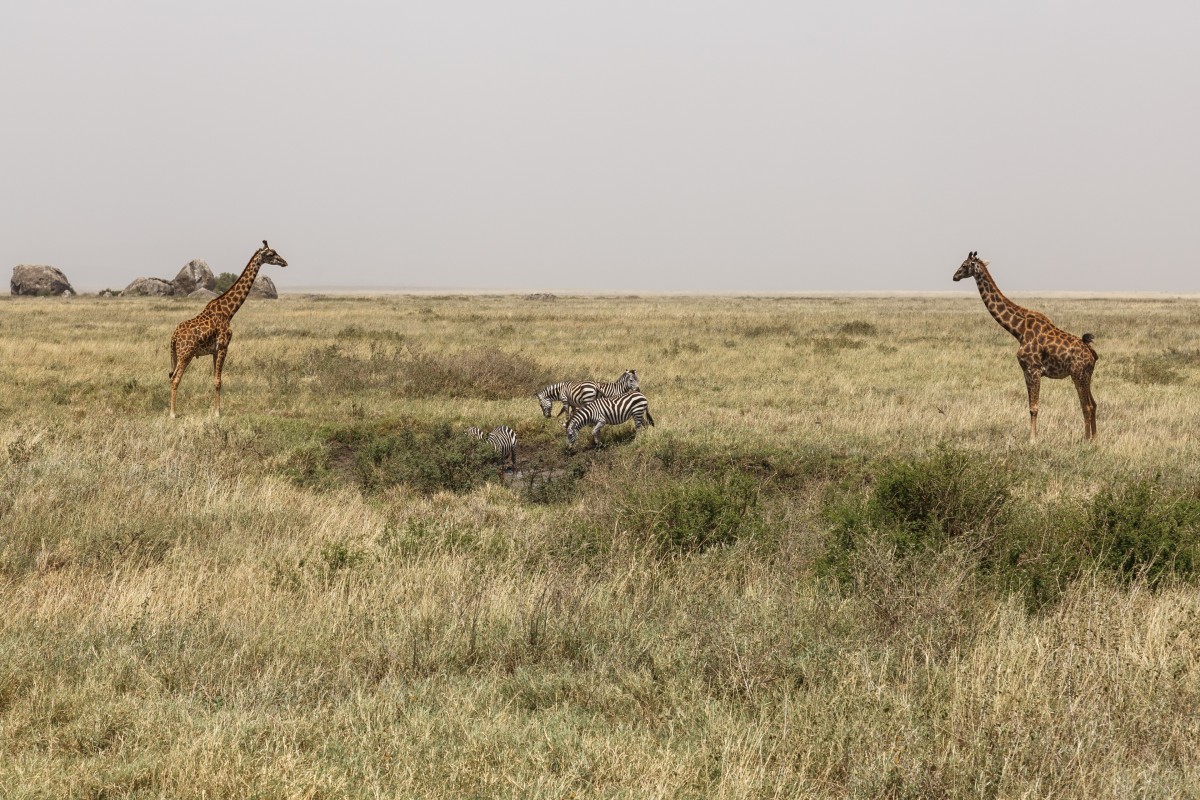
[592,421,606,447]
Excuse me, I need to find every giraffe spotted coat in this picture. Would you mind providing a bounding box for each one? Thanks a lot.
[168,241,288,418]
[954,251,1098,441]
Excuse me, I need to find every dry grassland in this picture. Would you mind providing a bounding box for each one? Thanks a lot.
[3,292,1200,798]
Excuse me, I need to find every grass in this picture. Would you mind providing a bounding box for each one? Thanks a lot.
[3,292,1200,797]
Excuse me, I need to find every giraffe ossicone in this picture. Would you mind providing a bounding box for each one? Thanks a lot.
[168,241,288,419]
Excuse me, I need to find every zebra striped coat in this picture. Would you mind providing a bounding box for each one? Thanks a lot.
[466,425,517,470]
[555,369,639,417]
[565,391,654,448]
[536,381,599,419]
[536,370,640,419]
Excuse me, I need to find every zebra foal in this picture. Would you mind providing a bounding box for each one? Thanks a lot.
[466,425,518,471]
[565,391,654,449]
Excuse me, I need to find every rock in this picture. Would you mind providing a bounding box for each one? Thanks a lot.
[10,265,75,296]
[249,275,278,299]
[171,258,215,295]
[61,289,74,298]
[99,290,115,298]
[524,292,557,301]
[188,288,218,300]
[121,277,175,297]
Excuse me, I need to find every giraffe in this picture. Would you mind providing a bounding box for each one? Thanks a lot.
[953,251,1098,441]
[168,240,288,418]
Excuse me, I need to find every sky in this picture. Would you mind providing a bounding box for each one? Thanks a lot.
[3,1,1199,293]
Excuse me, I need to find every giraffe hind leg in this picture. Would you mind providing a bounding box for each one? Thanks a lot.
[1073,373,1097,440]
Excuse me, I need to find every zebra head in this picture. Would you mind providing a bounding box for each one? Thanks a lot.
[536,385,558,418]
[564,408,586,448]
[619,369,639,393]
[465,426,486,440]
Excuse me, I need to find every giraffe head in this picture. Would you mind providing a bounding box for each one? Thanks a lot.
[953,251,989,282]
[259,240,289,268]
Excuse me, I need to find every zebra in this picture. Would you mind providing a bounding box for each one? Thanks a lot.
[564,391,655,449]
[536,380,599,419]
[536,370,641,420]
[555,369,640,418]
[466,425,518,471]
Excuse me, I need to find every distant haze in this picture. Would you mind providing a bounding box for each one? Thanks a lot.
[3,2,1198,293]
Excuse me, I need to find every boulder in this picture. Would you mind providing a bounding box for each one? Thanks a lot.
[249,275,278,299]
[188,288,218,300]
[172,259,215,295]
[121,277,175,297]
[11,265,75,296]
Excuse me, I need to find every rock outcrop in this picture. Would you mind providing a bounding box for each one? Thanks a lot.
[249,275,278,299]
[171,259,215,295]
[10,265,75,296]
[121,277,175,297]
[187,288,218,300]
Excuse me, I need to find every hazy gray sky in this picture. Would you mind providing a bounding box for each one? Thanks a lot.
[4,1,1198,292]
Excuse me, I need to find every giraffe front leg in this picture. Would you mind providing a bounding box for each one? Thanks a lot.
[214,330,232,417]
[1022,365,1041,442]
[170,352,195,419]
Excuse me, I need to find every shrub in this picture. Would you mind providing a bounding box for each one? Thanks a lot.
[330,422,498,494]
[298,343,551,400]
[621,471,763,555]
[837,320,879,337]
[1086,479,1200,585]
[821,447,1013,582]
[213,272,238,293]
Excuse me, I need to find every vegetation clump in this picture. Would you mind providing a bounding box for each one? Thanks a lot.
[1086,479,1200,585]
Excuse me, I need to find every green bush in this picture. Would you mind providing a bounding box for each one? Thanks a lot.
[869,447,1012,544]
[820,447,1013,582]
[213,272,238,293]
[346,423,495,494]
[1086,480,1200,585]
[622,471,763,555]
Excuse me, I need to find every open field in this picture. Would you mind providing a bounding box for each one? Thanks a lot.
[3,292,1200,798]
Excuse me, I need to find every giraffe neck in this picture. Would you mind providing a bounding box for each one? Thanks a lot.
[207,251,264,320]
[972,266,1026,339]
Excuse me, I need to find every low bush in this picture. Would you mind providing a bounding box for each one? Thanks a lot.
[620,470,763,555]
[1086,479,1200,586]
[333,422,497,494]
[820,446,1014,583]
[296,343,551,399]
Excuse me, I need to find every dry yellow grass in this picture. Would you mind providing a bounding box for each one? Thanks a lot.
[3,292,1200,798]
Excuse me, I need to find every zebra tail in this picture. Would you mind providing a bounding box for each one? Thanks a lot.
[646,410,655,427]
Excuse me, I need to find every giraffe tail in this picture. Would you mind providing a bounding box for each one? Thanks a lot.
[168,340,177,380]
[1081,332,1098,360]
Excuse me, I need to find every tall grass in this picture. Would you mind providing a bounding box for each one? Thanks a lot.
[3,292,1200,797]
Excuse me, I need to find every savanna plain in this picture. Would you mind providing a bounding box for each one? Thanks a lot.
[4,292,1200,799]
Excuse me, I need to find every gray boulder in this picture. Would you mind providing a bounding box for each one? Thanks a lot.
[11,265,75,296]
[188,288,218,300]
[172,259,215,295]
[249,275,278,299]
[121,277,175,297]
